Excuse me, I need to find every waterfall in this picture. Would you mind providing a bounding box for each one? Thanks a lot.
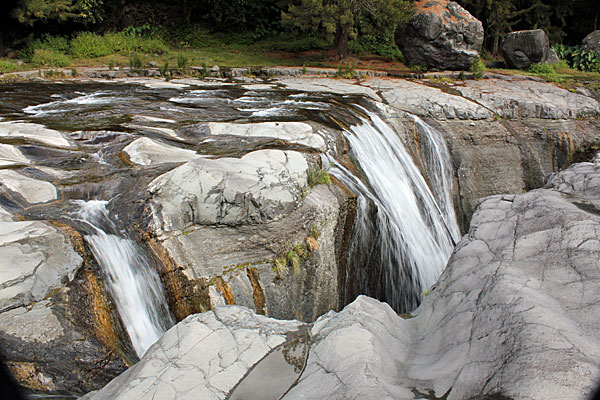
[329,108,460,312]
[76,200,174,357]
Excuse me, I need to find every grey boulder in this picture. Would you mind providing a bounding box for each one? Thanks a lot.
[582,30,600,57]
[501,29,555,69]
[397,0,484,70]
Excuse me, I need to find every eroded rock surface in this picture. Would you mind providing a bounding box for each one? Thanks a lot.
[397,0,484,70]
[583,30,600,57]
[0,220,81,311]
[86,158,600,400]
[81,306,303,400]
[123,137,201,166]
[0,170,57,204]
[148,149,309,230]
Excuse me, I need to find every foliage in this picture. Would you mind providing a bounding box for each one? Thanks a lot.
[307,168,332,186]
[348,33,405,61]
[31,48,70,67]
[470,57,486,79]
[128,52,142,72]
[282,0,414,57]
[286,249,301,275]
[176,53,187,71]
[70,31,167,58]
[0,59,18,73]
[272,257,288,279]
[527,62,555,74]
[11,0,103,26]
[551,44,600,72]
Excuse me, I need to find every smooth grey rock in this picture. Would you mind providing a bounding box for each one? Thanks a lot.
[0,220,82,311]
[0,301,64,343]
[158,184,349,322]
[123,137,201,166]
[206,122,326,150]
[0,121,72,148]
[0,170,57,204]
[456,78,600,119]
[0,143,30,167]
[397,0,484,70]
[501,29,553,69]
[148,149,308,232]
[364,78,493,120]
[81,306,302,400]
[277,78,381,101]
[545,47,560,64]
[582,30,600,57]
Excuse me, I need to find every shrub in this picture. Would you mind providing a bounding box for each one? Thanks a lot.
[19,34,70,61]
[527,62,555,74]
[31,49,70,67]
[348,33,405,61]
[307,168,332,186]
[177,53,188,72]
[70,31,167,59]
[129,53,143,72]
[470,58,485,79]
[0,59,18,73]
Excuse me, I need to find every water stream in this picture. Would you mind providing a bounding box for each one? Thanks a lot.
[329,108,460,312]
[75,200,174,357]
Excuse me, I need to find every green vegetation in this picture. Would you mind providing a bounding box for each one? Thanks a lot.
[307,168,332,187]
[470,57,486,79]
[282,0,414,58]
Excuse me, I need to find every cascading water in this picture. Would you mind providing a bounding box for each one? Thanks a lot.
[329,107,460,312]
[75,200,174,357]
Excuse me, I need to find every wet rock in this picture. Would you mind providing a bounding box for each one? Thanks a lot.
[148,149,309,231]
[81,305,302,400]
[0,220,82,311]
[397,0,484,70]
[206,122,326,151]
[501,29,554,70]
[89,159,600,400]
[0,170,57,204]
[123,137,201,166]
[0,121,72,148]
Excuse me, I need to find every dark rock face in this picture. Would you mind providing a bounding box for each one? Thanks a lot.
[582,30,600,56]
[501,29,556,69]
[397,0,484,70]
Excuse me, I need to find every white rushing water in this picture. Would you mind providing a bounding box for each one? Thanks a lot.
[76,200,174,357]
[329,108,460,311]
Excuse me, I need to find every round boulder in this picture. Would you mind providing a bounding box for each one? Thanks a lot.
[396,0,484,70]
[501,29,554,69]
[582,30,600,57]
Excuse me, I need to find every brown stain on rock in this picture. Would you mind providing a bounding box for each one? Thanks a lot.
[143,233,211,321]
[7,361,57,392]
[247,268,266,315]
[216,277,236,305]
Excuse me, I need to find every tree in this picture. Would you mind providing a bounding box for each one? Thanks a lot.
[282,0,414,58]
[11,0,104,26]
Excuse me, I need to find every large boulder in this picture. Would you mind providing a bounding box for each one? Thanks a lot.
[501,29,556,69]
[84,156,600,400]
[397,0,484,70]
[582,30,600,57]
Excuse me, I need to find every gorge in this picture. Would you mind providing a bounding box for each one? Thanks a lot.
[0,73,599,399]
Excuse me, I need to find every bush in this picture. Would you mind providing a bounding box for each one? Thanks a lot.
[348,33,405,61]
[31,49,70,67]
[19,34,70,61]
[470,58,485,79]
[551,44,600,72]
[129,53,143,72]
[0,59,18,73]
[70,31,167,59]
[527,62,556,74]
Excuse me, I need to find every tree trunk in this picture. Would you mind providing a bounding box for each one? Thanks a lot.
[333,21,350,59]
